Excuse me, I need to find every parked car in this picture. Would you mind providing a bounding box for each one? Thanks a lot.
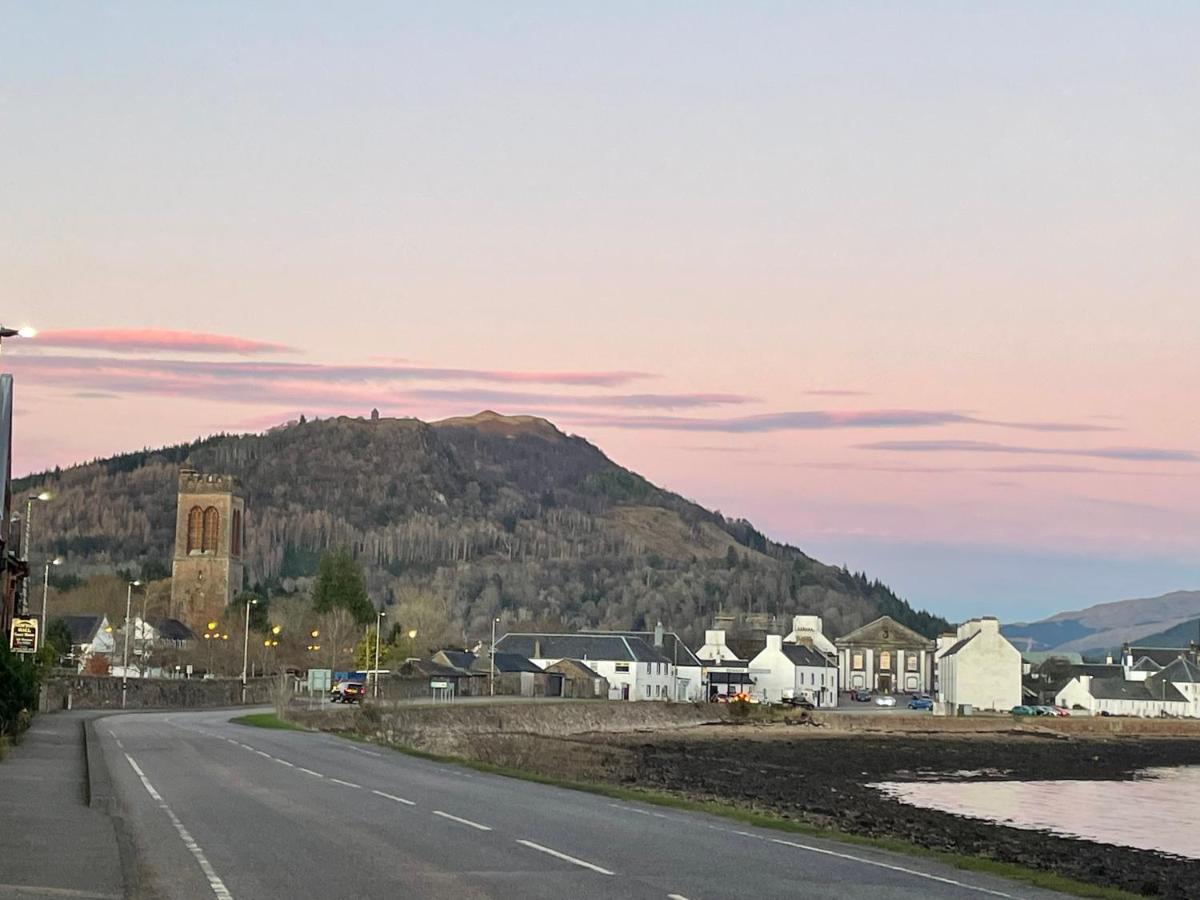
[783,696,815,710]
[852,689,872,702]
[874,695,897,707]
[1034,706,1058,716]
[330,681,365,704]
[1010,705,1035,716]
[1051,706,1071,717]
[908,697,933,710]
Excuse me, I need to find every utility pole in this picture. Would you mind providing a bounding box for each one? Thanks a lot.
[120,580,142,710]
[38,557,61,651]
[373,609,385,699]
[241,597,257,704]
[490,617,499,697]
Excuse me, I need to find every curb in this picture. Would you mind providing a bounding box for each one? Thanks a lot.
[83,716,113,810]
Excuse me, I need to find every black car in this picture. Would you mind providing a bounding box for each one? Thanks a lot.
[784,696,815,710]
[852,689,872,702]
[330,681,365,704]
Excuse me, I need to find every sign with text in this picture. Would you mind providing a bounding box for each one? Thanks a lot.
[9,616,38,654]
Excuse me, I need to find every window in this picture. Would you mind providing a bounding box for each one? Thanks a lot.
[906,655,918,672]
[231,509,242,557]
[615,662,630,674]
[645,685,651,697]
[879,651,891,671]
[186,506,203,553]
[201,507,220,553]
[852,652,864,670]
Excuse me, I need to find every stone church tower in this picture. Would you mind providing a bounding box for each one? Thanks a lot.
[170,468,245,630]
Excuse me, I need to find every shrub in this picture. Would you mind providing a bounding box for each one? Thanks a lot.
[0,645,40,740]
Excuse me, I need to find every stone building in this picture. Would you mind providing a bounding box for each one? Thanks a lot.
[169,468,244,631]
[934,617,1022,712]
[835,615,935,695]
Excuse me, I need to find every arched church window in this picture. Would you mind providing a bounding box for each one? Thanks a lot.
[187,506,203,553]
[202,507,220,553]
[231,509,242,556]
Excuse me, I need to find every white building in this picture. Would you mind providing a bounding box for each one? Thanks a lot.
[749,635,838,706]
[494,632,676,701]
[835,616,934,695]
[1056,652,1200,717]
[695,629,754,699]
[783,615,837,655]
[582,623,704,701]
[934,617,1022,713]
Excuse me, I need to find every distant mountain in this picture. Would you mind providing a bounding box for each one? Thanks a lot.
[1127,617,1200,650]
[15,412,949,646]
[1003,590,1200,655]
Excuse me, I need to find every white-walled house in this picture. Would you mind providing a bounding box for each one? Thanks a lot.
[61,614,115,667]
[784,615,837,656]
[934,617,1022,713]
[749,635,838,706]
[1056,674,1190,717]
[583,623,705,701]
[495,633,675,701]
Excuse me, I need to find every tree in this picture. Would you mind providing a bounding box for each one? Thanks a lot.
[45,618,72,658]
[312,548,374,671]
[229,591,270,632]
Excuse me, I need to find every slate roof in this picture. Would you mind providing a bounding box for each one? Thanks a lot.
[496,633,671,665]
[1131,657,1163,673]
[436,650,476,671]
[469,651,544,674]
[1128,647,1191,668]
[939,632,978,658]
[1158,656,1200,684]
[1088,677,1187,703]
[402,659,475,679]
[1070,663,1124,679]
[545,658,605,680]
[149,618,196,642]
[584,629,703,668]
[60,615,105,645]
[779,644,836,668]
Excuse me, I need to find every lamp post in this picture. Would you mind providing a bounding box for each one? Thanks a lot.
[19,491,51,615]
[373,610,385,699]
[38,556,62,651]
[120,580,143,709]
[241,598,258,704]
[490,617,499,697]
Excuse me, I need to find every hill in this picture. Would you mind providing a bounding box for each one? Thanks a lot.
[1003,590,1200,655]
[16,412,948,647]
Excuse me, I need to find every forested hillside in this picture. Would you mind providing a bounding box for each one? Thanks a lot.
[17,412,948,647]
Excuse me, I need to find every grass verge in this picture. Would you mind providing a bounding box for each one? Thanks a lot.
[231,712,304,731]
[329,729,1137,900]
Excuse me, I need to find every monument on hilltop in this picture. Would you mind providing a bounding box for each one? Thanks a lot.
[170,468,244,630]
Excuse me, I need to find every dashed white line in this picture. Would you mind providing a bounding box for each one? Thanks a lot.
[371,789,416,806]
[432,810,492,831]
[347,745,382,757]
[124,754,234,900]
[515,840,614,875]
[329,778,362,789]
[298,767,324,778]
[274,759,295,768]
[768,838,1018,898]
[667,894,692,900]
[254,750,272,759]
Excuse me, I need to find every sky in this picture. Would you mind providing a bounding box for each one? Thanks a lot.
[2,3,1197,622]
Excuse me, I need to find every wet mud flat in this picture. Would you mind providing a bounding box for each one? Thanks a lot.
[606,731,1200,897]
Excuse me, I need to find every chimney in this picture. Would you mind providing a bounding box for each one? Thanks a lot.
[766,635,782,651]
[654,621,664,647]
[533,639,542,659]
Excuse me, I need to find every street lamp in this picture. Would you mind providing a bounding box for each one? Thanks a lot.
[373,610,386,699]
[19,491,52,615]
[120,580,143,709]
[241,598,258,704]
[490,617,500,697]
[38,556,62,652]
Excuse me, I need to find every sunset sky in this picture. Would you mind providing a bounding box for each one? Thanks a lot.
[2,3,1197,620]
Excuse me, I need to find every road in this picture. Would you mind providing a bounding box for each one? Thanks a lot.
[95,709,1067,900]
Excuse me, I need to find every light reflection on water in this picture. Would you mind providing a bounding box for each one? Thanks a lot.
[874,766,1200,860]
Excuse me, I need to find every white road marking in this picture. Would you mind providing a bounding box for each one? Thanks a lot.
[769,838,1018,898]
[114,738,124,750]
[515,840,614,875]
[347,745,381,757]
[298,767,324,778]
[254,750,272,759]
[667,894,691,900]
[432,810,492,831]
[123,754,234,900]
[329,778,362,789]
[274,759,294,768]
[371,789,416,806]
[237,743,253,751]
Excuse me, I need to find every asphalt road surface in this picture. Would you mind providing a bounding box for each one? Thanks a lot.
[96,709,1068,900]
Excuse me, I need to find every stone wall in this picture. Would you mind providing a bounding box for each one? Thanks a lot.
[44,675,280,710]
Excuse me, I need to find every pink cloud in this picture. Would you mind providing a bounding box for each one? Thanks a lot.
[33,328,300,355]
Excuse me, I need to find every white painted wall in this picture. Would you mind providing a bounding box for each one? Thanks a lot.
[937,619,1022,712]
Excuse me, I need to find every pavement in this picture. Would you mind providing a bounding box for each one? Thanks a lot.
[80,707,1073,900]
[0,711,123,900]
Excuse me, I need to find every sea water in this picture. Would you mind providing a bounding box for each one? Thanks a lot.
[873,766,1200,859]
